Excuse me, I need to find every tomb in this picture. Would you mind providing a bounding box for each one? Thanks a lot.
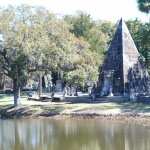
[98,18,150,98]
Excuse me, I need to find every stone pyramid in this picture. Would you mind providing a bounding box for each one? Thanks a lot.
[99,18,150,96]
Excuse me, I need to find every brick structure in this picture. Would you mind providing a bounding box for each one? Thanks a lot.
[98,19,150,97]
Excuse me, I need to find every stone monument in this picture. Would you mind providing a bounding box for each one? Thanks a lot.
[98,18,150,98]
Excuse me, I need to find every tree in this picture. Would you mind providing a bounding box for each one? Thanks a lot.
[63,38,99,88]
[0,5,119,103]
[0,5,98,104]
[0,72,5,90]
[0,5,53,105]
[64,12,94,38]
[64,12,114,81]
[136,0,150,70]
[137,0,150,22]
[140,23,150,70]
[137,0,150,14]
[0,6,28,105]
[127,19,150,71]
[87,21,114,56]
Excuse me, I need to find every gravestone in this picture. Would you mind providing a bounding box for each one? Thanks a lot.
[98,18,150,98]
[55,80,63,92]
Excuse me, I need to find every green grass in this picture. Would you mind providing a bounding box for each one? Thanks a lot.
[1,94,150,118]
[0,94,27,106]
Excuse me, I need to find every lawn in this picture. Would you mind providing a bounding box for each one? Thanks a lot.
[1,94,150,118]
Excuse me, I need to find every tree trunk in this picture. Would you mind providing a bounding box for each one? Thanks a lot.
[0,73,5,90]
[13,79,20,106]
[38,73,42,99]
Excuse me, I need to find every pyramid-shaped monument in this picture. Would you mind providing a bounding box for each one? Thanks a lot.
[98,18,150,97]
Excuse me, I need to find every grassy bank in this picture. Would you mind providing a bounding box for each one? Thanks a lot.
[1,95,150,121]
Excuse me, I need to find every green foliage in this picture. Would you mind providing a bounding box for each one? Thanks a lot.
[0,5,101,99]
[87,21,114,55]
[60,36,98,86]
[127,19,150,70]
[64,13,115,86]
[64,12,94,38]
[0,6,29,87]
[137,0,150,14]
[65,13,114,56]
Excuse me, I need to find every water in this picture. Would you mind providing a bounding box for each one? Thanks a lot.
[0,119,150,150]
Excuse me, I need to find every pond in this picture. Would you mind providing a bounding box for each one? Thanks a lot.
[0,119,150,150]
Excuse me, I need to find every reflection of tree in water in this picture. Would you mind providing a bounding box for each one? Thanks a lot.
[124,125,150,150]
[0,119,150,150]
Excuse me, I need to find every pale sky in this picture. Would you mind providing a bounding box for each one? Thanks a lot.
[0,0,148,22]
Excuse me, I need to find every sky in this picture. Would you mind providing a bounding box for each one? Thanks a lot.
[0,0,148,22]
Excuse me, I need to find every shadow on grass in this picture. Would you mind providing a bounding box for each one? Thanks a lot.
[0,95,5,99]
[0,104,65,119]
[63,95,150,114]
[1,94,150,118]
[0,105,14,110]
[30,104,64,117]
[0,105,37,119]
[118,102,150,113]
[65,97,124,104]
[0,94,13,101]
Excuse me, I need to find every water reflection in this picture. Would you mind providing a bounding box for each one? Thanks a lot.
[0,119,150,150]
